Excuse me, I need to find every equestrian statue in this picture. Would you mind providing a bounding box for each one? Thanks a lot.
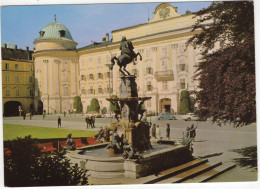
[110,36,142,76]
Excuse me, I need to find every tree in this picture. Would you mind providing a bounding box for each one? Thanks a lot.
[178,90,192,114]
[4,136,87,186]
[102,107,107,114]
[89,98,100,113]
[73,96,83,113]
[187,1,255,126]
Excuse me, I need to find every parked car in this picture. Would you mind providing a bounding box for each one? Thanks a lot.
[85,111,100,117]
[182,113,199,121]
[103,112,115,118]
[157,112,176,120]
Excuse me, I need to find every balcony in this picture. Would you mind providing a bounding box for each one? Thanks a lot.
[154,70,174,81]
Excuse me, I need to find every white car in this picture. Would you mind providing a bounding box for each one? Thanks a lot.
[182,113,199,121]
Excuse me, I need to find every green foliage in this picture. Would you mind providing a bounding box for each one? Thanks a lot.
[73,96,83,113]
[187,1,255,126]
[86,105,90,113]
[178,90,192,114]
[110,95,118,111]
[4,136,87,187]
[102,107,107,114]
[88,98,100,113]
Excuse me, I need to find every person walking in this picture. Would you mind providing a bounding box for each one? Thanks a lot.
[151,124,156,138]
[156,125,161,139]
[189,124,197,141]
[166,123,170,140]
[58,116,61,128]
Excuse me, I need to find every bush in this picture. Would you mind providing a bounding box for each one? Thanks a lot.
[89,98,100,113]
[102,107,107,114]
[178,90,192,114]
[73,96,83,113]
[4,136,87,187]
[110,95,118,111]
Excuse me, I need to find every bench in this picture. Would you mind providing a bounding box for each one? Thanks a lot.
[86,137,101,145]
[37,142,57,153]
[74,138,85,148]
[59,140,67,149]
[4,148,11,156]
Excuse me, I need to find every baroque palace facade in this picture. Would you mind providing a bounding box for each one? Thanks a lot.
[2,3,201,116]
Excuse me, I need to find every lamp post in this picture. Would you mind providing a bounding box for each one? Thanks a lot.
[105,64,112,124]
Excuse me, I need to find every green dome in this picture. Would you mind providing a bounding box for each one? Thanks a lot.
[36,22,74,42]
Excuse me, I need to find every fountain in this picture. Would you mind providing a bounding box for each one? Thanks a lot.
[66,37,193,184]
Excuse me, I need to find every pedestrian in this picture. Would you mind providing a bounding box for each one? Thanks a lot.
[166,123,170,140]
[23,112,26,120]
[85,116,89,129]
[156,125,161,139]
[151,124,156,138]
[29,112,32,120]
[189,124,197,141]
[58,116,61,128]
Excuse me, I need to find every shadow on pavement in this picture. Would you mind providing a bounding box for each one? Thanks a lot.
[198,152,223,159]
[194,140,208,142]
[232,145,257,170]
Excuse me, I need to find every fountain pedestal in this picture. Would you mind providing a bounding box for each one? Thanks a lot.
[106,75,152,152]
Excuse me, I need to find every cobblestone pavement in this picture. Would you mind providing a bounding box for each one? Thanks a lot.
[3,114,258,182]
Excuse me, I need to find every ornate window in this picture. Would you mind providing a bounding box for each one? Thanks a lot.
[98,85,103,94]
[15,88,20,96]
[161,60,168,71]
[89,74,94,80]
[163,81,168,91]
[5,89,10,97]
[180,79,186,89]
[15,76,20,83]
[98,73,103,79]
[81,75,86,81]
[81,89,86,95]
[5,63,9,70]
[15,64,19,71]
[29,76,33,83]
[147,81,153,91]
[5,75,10,83]
[59,30,66,37]
[29,90,33,97]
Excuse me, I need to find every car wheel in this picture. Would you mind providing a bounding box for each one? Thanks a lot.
[187,117,191,121]
[158,117,162,120]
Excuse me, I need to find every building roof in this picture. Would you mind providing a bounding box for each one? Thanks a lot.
[1,47,33,61]
[35,22,74,42]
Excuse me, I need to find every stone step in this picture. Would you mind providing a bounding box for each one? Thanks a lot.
[130,158,208,184]
[155,160,222,184]
[183,162,236,183]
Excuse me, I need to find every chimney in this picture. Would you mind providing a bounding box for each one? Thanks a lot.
[14,44,17,50]
[3,43,7,48]
[106,33,109,41]
[26,46,29,51]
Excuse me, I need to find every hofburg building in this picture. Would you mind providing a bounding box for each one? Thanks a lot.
[2,3,202,116]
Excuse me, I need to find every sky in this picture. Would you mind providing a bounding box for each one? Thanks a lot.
[0,1,212,50]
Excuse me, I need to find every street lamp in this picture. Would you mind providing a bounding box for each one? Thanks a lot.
[105,63,112,124]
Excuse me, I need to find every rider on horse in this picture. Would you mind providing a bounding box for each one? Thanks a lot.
[110,36,142,76]
[120,36,136,65]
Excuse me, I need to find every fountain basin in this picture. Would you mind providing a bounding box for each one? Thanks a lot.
[66,142,193,182]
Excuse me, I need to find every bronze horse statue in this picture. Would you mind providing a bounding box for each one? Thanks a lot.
[110,51,142,76]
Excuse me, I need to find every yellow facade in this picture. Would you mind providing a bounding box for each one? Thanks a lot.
[2,58,34,116]
[1,3,201,115]
[77,3,200,115]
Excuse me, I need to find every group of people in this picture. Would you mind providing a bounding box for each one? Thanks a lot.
[85,116,95,129]
[151,123,171,140]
